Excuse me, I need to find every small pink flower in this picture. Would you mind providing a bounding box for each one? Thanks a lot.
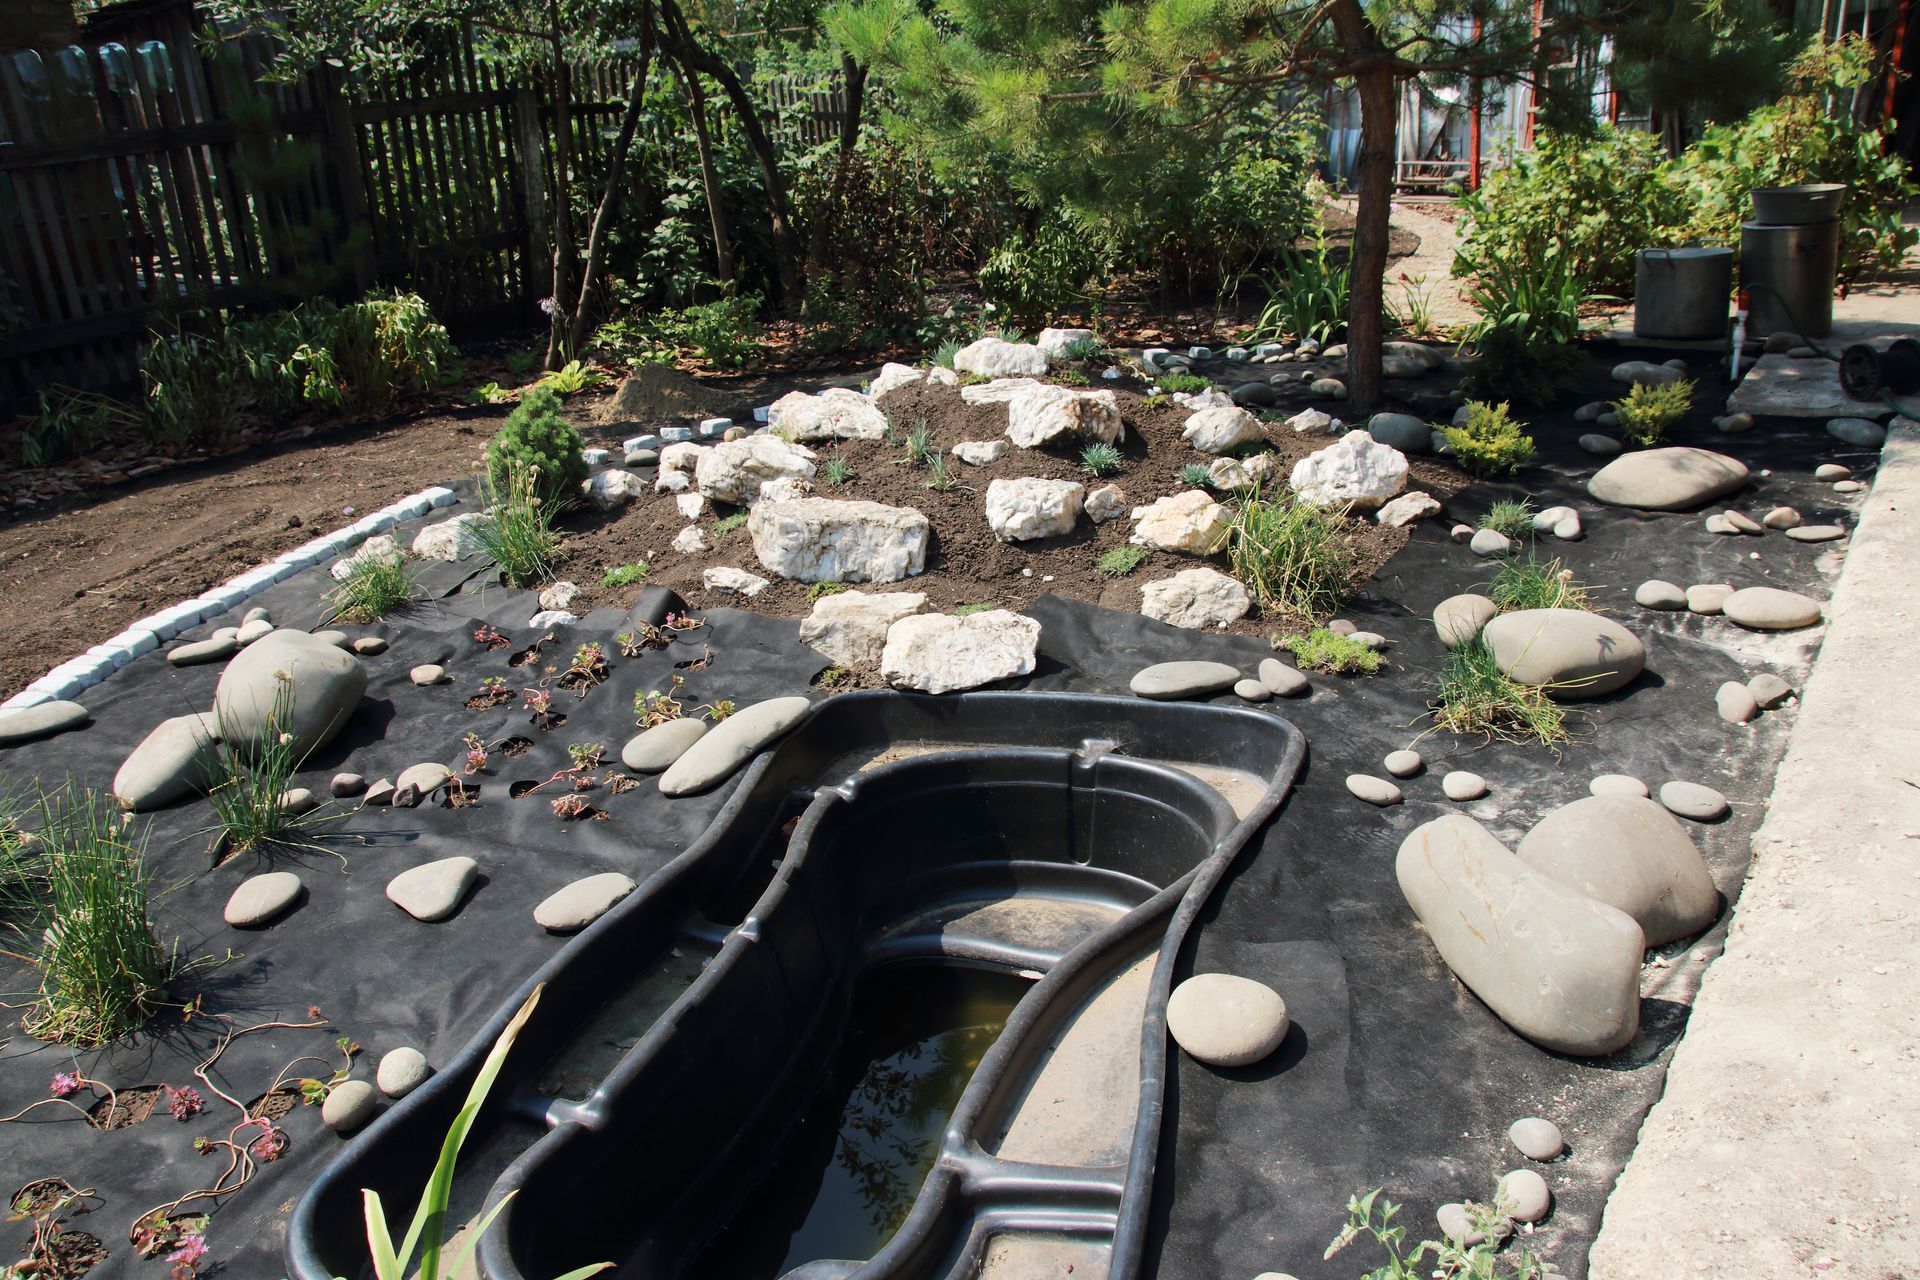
[168,1234,209,1266]
[50,1071,82,1097]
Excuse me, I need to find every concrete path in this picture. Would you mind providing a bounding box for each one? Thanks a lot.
[1590,421,1920,1277]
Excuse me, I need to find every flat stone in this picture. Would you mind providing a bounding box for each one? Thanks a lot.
[1481,609,1647,699]
[1450,523,1475,543]
[1634,580,1686,610]
[1591,773,1650,799]
[1258,658,1308,697]
[1437,1203,1490,1246]
[168,636,239,666]
[1833,479,1865,494]
[534,872,637,933]
[1346,774,1402,806]
[1722,586,1822,630]
[880,611,1041,693]
[1747,673,1794,709]
[660,697,813,796]
[1442,771,1487,801]
[409,664,448,686]
[1704,513,1737,536]
[1130,660,1241,700]
[1396,815,1643,1055]
[236,618,275,645]
[747,498,929,584]
[1785,524,1845,543]
[1166,973,1290,1067]
[952,439,1009,466]
[1498,1169,1553,1223]
[223,871,303,927]
[1433,593,1498,647]
[1659,780,1729,821]
[621,717,709,773]
[392,762,452,807]
[1587,447,1749,510]
[1376,491,1442,527]
[1347,631,1387,650]
[1516,795,1720,945]
[1233,678,1270,702]
[1827,416,1886,447]
[311,630,351,650]
[385,856,479,921]
[331,773,367,797]
[1138,568,1251,630]
[1579,434,1624,457]
[363,779,395,806]
[1717,680,1759,723]
[1685,583,1733,615]
[1716,412,1755,434]
[1763,506,1802,529]
[1723,510,1763,535]
[113,712,221,811]
[376,1047,430,1099]
[1814,463,1852,481]
[1509,1116,1565,1161]
[352,636,388,655]
[321,1080,378,1132]
[1469,528,1512,557]
[703,566,772,597]
[1384,749,1423,778]
[0,700,90,745]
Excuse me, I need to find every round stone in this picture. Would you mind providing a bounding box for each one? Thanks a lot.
[533,872,637,932]
[331,773,367,797]
[1579,434,1624,457]
[1347,631,1388,651]
[1685,583,1733,615]
[1634,580,1685,610]
[1258,658,1308,697]
[1587,446,1749,510]
[223,871,303,928]
[321,1080,378,1132]
[376,1047,430,1099]
[409,663,448,686]
[1327,619,1358,636]
[1716,680,1759,723]
[1814,463,1852,481]
[1716,412,1754,434]
[1660,780,1730,821]
[311,630,351,649]
[392,762,452,807]
[1553,514,1583,541]
[1233,678,1271,702]
[1346,774,1403,806]
[1384,749,1423,778]
[1785,524,1845,543]
[1497,1168,1552,1223]
[1722,586,1822,631]
[1747,673,1794,709]
[1826,416,1885,448]
[352,636,389,655]
[1437,1203,1487,1245]
[1442,771,1487,801]
[1763,506,1802,530]
[1590,773,1650,799]
[236,618,275,645]
[1450,523,1476,543]
[1723,510,1763,535]
[386,856,479,921]
[280,786,319,815]
[1833,478,1865,494]
[1433,593,1499,647]
[1517,795,1720,945]
[1481,609,1647,699]
[1509,1116,1564,1161]
[1130,660,1242,700]
[243,606,271,624]
[621,717,710,773]
[1469,528,1513,558]
[1166,973,1290,1067]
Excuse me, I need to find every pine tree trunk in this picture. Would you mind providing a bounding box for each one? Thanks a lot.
[808,56,867,273]
[568,41,655,356]
[1329,0,1395,415]
[673,56,736,288]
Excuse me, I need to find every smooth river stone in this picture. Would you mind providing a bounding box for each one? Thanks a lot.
[1257,658,1308,697]
[215,630,365,756]
[1396,815,1644,1056]
[1498,1169,1553,1223]
[1516,796,1719,946]
[1685,583,1733,615]
[1590,773,1650,799]
[1634,580,1686,610]
[1130,661,1242,700]
[1716,680,1759,723]
[1722,586,1822,631]
[377,1047,430,1099]
[1384,749,1423,778]
[1346,774,1403,806]
[168,636,239,666]
[1233,678,1270,702]
[1442,771,1488,801]
[386,856,479,921]
[1763,506,1802,530]
[1578,434,1624,457]
[659,696,813,797]
[1747,673,1794,709]
[223,871,303,928]
[1785,524,1845,543]
[535,872,637,932]
[1587,446,1749,510]
[1660,780,1729,821]
[0,700,90,746]
[1813,463,1851,481]
[391,762,452,807]
[113,712,221,811]
[1480,609,1647,699]
[1723,510,1763,535]
[621,717,709,773]
[321,1080,378,1132]
[1433,593,1498,648]
[1166,973,1290,1067]
[1509,1116,1565,1161]
[1826,416,1886,447]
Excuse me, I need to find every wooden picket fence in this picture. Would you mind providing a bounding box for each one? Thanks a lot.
[0,0,662,418]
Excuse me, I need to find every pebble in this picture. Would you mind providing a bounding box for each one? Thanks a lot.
[1833,478,1865,494]
[1716,412,1754,434]
[1433,593,1498,647]
[1762,506,1802,529]
[1383,749,1423,778]
[1785,524,1845,542]
[1437,1203,1489,1246]
[409,664,448,686]
[1326,619,1358,636]
[352,636,389,655]
[1347,631,1388,650]
[223,871,303,928]
[168,636,239,666]
[1131,660,1242,700]
[321,1080,378,1132]
[1685,583,1733,615]
[236,618,275,645]
[1258,658,1308,697]
[1166,973,1290,1067]
[621,718,710,773]
[311,630,351,649]
[1346,774,1403,806]
[1747,673,1794,709]
[1634,580,1686,610]
[392,762,452,807]
[1703,513,1737,535]
[1590,773,1650,799]
[1578,434,1624,456]
[0,701,90,745]
[1813,463,1851,481]
[1553,513,1583,540]
[1233,678,1271,702]
[386,856,479,921]
[1659,780,1730,821]
[1509,1116,1564,1161]
[1442,771,1487,801]
[363,779,396,805]
[1722,586,1822,631]
[1497,1168,1552,1223]
[331,773,367,797]
[1469,528,1512,558]
[534,872,638,932]
[1450,523,1475,543]
[377,1047,430,1099]
[281,786,319,815]
[1723,510,1763,535]
[1716,680,1759,724]
[244,606,271,624]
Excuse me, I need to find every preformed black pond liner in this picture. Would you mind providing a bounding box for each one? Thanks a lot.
[283,692,1307,1280]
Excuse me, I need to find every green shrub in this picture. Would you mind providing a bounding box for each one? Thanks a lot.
[536,360,608,396]
[1080,442,1123,477]
[894,418,934,467]
[473,463,562,588]
[486,387,586,506]
[979,212,1105,329]
[1479,499,1534,541]
[1613,378,1694,447]
[932,340,963,370]
[1229,494,1353,617]
[592,295,761,369]
[1276,628,1380,675]
[22,387,142,466]
[1443,401,1536,478]
[1063,336,1104,360]
[806,581,848,602]
[1096,545,1148,578]
[1244,228,1352,345]
[601,562,649,589]
[1326,1188,1555,1280]
[328,552,418,624]
[1489,552,1591,612]
[1457,246,1587,405]
[1158,371,1211,395]
[1430,637,1569,749]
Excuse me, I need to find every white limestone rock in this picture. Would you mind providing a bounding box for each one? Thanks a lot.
[702,566,771,597]
[1288,430,1409,510]
[880,611,1042,693]
[1181,406,1265,455]
[747,498,930,584]
[953,336,1049,377]
[581,469,645,511]
[768,387,889,442]
[799,590,930,667]
[1139,568,1251,629]
[695,434,818,506]
[1006,385,1125,449]
[984,477,1085,542]
[1129,490,1232,555]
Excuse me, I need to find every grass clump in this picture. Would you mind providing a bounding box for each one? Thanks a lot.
[954,602,999,616]
[711,511,748,536]
[1063,336,1105,361]
[1158,371,1210,394]
[1489,553,1591,612]
[11,786,171,1046]
[819,455,854,486]
[1229,493,1354,617]
[1613,377,1694,447]
[1276,628,1382,675]
[1430,637,1569,749]
[474,462,562,588]
[895,418,934,467]
[1441,400,1536,478]
[1097,545,1149,578]
[327,552,417,624]
[924,452,967,492]
[1080,442,1124,477]
[933,339,962,369]
[1179,462,1215,488]
[1054,368,1091,387]
[601,562,649,589]
[485,386,586,505]
[207,677,336,862]
[807,581,848,602]
[1479,499,1534,542]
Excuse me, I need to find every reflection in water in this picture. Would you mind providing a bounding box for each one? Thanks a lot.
[692,966,1027,1279]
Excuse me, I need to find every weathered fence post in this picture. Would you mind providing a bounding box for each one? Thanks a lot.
[511,85,550,306]
[319,65,376,296]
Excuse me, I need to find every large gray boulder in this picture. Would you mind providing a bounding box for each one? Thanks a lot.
[1397,814,1644,1056]
[1481,609,1646,699]
[747,498,930,584]
[113,712,222,811]
[213,630,366,756]
[1587,447,1749,510]
[1516,796,1720,945]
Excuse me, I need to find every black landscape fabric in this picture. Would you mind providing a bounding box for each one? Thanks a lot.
[0,346,1863,1280]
